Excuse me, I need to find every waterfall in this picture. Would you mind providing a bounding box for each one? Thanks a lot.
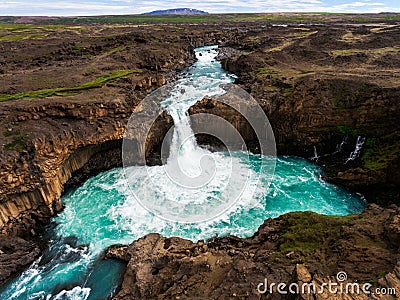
[335,136,348,154]
[311,146,319,161]
[345,136,366,163]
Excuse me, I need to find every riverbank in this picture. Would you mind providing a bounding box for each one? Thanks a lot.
[107,204,400,299]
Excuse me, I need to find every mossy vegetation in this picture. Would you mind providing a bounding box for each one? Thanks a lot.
[0,24,87,41]
[337,125,357,136]
[105,45,126,55]
[71,45,85,51]
[0,70,139,102]
[3,130,28,151]
[265,40,294,53]
[331,46,400,56]
[236,51,252,57]
[278,212,351,255]
[334,126,399,172]
[377,271,388,278]
[340,32,366,43]
[361,131,400,171]
[254,67,282,75]
[3,129,19,137]
[0,33,47,41]
[0,24,86,30]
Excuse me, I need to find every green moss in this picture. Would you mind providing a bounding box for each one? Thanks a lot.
[283,87,293,97]
[0,24,86,41]
[361,131,400,171]
[71,45,84,51]
[0,24,37,31]
[332,49,365,56]
[237,51,252,57]
[337,125,357,136]
[105,45,125,55]
[365,137,377,147]
[255,67,281,75]
[0,70,139,102]
[0,24,86,33]
[331,47,399,56]
[385,15,400,21]
[0,33,47,41]
[278,212,351,256]
[265,41,294,53]
[366,271,388,284]
[377,271,387,278]
[3,129,19,137]
[4,133,28,151]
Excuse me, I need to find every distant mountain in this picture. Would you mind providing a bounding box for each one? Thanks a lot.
[143,8,208,15]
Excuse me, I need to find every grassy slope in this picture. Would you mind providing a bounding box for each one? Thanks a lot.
[0,70,139,102]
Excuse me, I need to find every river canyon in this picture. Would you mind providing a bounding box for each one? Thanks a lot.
[0,14,400,299]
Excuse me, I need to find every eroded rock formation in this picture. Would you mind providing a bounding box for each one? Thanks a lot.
[219,25,400,204]
[106,204,400,299]
[0,234,40,286]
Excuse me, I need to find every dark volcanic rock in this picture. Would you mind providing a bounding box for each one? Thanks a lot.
[219,24,400,205]
[0,235,40,286]
[106,204,400,299]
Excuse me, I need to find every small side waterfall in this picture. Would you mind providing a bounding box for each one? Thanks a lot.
[335,136,348,154]
[345,136,366,163]
[311,146,319,161]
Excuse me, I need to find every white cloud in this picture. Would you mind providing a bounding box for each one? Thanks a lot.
[328,1,398,12]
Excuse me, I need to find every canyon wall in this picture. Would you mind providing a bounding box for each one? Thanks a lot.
[218,24,400,204]
[0,25,221,236]
[0,70,179,236]
[2,23,400,237]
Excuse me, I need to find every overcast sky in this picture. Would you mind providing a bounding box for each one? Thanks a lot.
[1,0,399,16]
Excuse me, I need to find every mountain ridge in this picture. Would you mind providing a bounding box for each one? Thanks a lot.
[143,8,208,15]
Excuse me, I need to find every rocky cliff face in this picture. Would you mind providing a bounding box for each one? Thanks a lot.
[218,24,400,205]
[0,23,249,237]
[0,234,41,285]
[0,96,129,235]
[0,23,243,284]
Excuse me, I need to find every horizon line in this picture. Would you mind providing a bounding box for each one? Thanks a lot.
[1,11,400,18]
